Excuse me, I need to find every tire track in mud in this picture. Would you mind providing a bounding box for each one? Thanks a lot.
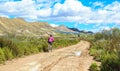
[42,57,63,71]
[42,54,76,71]
[42,43,84,71]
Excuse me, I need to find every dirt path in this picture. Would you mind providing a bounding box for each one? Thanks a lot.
[0,41,94,71]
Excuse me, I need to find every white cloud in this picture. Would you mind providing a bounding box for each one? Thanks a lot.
[0,0,39,20]
[0,13,9,18]
[93,1,104,8]
[0,0,120,26]
[50,23,59,27]
[51,0,92,23]
[52,3,62,16]
[0,1,26,12]
[37,8,52,17]
[35,0,62,9]
[103,27,111,31]
[56,0,91,16]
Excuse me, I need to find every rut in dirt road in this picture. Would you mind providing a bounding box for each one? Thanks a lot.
[0,41,94,71]
[42,52,78,71]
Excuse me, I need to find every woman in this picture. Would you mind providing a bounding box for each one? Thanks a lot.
[48,35,54,52]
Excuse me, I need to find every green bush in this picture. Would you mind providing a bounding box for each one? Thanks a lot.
[52,38,79,48]
[28,44,39,54]
[42,44,48,52]
[89,63,99,71]
[37,44,43,52]
[24,46,31,55]
[16,44,25,57]
[3,47,13,60]
[89,48,97,56]
[0,36,80,64]
[0,48,5,64]
[100,53,120,71]
[89,28,120,71]
[0,37,19,57]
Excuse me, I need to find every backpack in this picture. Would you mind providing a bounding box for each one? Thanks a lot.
[48,37,54,42]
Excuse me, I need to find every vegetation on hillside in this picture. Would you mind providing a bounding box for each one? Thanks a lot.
[87,28,120,71]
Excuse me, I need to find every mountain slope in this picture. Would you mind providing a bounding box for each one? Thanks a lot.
[0,17,55,36]
[0,17,91,36]
[54,25,76,33]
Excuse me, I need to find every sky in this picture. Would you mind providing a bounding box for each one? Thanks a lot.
[0,0,120,33]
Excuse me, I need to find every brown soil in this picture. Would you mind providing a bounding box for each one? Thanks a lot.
[0,41,95,71]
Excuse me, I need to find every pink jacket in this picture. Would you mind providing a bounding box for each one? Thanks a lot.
[48,37,54,42]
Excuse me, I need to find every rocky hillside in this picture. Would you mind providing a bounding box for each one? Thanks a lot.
[0,17,55,36]
[0,17,81,37]
[0,17,93,37]
[54,25,76,33]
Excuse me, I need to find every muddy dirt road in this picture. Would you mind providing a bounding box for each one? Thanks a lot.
[0,41,94,71]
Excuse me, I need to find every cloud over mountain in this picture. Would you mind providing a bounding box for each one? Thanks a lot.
[0,0,120,33]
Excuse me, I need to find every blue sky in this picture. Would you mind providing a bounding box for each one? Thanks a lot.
[0,0,120,32]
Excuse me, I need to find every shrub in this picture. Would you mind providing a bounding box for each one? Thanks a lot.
[0,48,5,64]
[89,62,99,71]
[0,36,80,64]
[37,44,43,52]
[3,47,14,60]
[89,48,97,56]
[100,53,120,71]
[0,37,18,57]
[28,44,39,54]
[41,42,48,52]
[24,46,31,55]
[15,44,25,57]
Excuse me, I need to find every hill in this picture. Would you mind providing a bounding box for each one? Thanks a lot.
[0,17,93,37]
[0,17,55,36]
[54,25,77,33]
